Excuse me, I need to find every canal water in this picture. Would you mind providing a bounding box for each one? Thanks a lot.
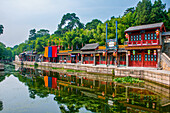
[0,65,169,113]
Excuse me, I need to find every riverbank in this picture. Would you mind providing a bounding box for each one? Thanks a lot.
[0,63,4,71]
[13,61,170,87]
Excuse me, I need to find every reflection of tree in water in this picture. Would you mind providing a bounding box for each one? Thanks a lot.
[54,89,125,113]
[0,101,3,111]
[14,73,49,99]
[0,75,5,82]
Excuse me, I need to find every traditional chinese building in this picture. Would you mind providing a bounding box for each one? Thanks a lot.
[80,43,127,66]
[125,22,166,68]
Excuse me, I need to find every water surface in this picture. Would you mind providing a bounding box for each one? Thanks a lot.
[0,65,169,113]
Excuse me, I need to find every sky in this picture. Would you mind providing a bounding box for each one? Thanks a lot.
[0,0,169,47]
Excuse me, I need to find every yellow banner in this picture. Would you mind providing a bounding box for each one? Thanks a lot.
[44,47,48,57]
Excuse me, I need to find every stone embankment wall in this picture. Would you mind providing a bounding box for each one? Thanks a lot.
[115,68,170,87]
[14,61,170,87]
[161,53,170,71]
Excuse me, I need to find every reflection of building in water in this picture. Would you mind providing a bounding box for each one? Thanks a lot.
[19,66,170,113]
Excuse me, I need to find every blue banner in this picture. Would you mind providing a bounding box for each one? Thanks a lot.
[48,47,52,57]
[48,77,52,88]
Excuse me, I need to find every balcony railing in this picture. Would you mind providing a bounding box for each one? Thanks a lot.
[128,39,159,46]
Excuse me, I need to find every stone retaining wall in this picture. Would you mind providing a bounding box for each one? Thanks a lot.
[13,61,170,87]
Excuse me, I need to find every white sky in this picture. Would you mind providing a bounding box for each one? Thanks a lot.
[0,0,169,47]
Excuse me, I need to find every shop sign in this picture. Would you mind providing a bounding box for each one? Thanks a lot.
[148,50,150,55]
[107,39,117,50]
[133,50,135,55]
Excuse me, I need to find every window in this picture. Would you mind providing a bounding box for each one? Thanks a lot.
[134,55,136,61]
[145,54,147,61]
[85,57,89,61]
[139,34,141,41]
[136,55,138,61]
[90,57,94,61]
[148,55,150,61]
[151,33,153,40]
[131,55,133,61]
[103,57,105,61]
[139,54,141,61]
[120,56,122,61]
[145,34,147,40]
[151,55,153,61]
[148,34,150,40]
[131,35,133,41]
[154,33,157,39]
[136,35,139,41]
[134,35,136,41]
[68,56,70,60]
[100,56,102,61]
[154,55,157,61]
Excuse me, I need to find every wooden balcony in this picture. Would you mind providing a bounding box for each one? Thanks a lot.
[128,39,159,47]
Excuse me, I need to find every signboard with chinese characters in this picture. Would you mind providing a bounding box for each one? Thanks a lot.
[107,39,117,50]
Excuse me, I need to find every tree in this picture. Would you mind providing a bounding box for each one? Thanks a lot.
[135,0,152,25]
[149,0,167,23]
[0,25,4,35]
[29,29,36,40]
[85,19,102,30]
[124,7,135,16]
[55,13,84,35]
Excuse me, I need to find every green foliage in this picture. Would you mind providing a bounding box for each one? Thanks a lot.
[85,19,102,30]
[0,25,4,35]
[34,63,38,68]
[113,76,144,84]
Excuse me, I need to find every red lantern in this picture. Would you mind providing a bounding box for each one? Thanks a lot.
[103,52,105,56]
[91,54,93,57]
[113,52,116,56]
[156,29,160,36]
[125,33,129,39]
[102,91,105,96]
[82,54,84,57]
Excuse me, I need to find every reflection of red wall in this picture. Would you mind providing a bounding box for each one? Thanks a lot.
[90,61,94,64]
[52,77,57,89]
[120,61,126,65]
[100,61,106,64]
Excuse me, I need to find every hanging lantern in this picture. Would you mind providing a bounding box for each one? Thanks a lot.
[133,50,135,55]
[125,33,129,39]
[128,51,130,56]
[154,50,156,55]
[102,91,105,96]
[148,50,150,55]
[91,54,93,57]
[112,93,115,97]
[103,52,105,56]
[113,52,116,56]
[82,54,84,57]
[152,103,155,109]
[156,29,160,36]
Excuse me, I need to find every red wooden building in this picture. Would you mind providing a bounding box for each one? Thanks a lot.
[125,22,166,68]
